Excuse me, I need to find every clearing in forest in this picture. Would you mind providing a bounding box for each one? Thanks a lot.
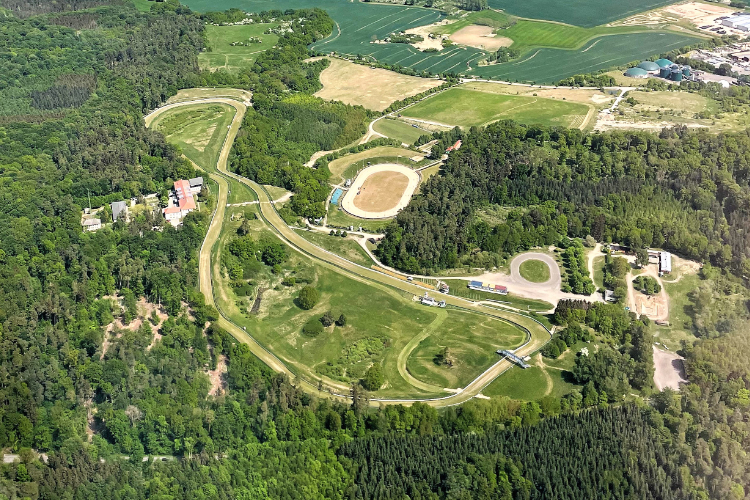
[401,85,592,129]
[198,24,279,72]
[314,58,442,111]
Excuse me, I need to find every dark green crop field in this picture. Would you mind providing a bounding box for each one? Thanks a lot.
[489,0,679,27]
[182,0,698,83]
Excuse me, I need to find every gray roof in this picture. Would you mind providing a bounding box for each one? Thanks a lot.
[111,200,128,221]
[189,177,204,188]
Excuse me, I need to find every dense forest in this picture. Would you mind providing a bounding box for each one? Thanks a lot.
[0,1,749,499]
[378,123,750,277]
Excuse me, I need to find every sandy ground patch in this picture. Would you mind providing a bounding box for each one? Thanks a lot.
[450,25,512,51]
[341,163,420,219]
[594,114,709,131]
[405,24,445,51]
[353,171,410,212]
[315,58,442,111]
[653,346,688,391]
[208,354,228,396]
[103,297,168,355]
[664,2,735,27]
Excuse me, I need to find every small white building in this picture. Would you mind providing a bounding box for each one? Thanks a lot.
[189,177,204,195]
[659,252,672,275]
[82,218,102,232]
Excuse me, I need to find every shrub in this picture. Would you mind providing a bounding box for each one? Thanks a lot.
[362,364,384,391]
[335,313,347,326]
[297,286,320,310]
[303,318,324,337]
[320,311,335,327]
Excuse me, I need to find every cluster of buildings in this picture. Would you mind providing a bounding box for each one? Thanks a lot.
[721,14,750,32]
[468,280,508,295]
[81,177,204,232]
[624,59,695,82]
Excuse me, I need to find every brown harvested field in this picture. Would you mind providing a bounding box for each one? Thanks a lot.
[314,58,442,111]
[353,171,409,212]
[450,25,512,51]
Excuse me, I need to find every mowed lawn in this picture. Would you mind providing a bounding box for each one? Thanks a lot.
[405,310,527,389]
[489,0,678,27]
[402,87,590,129]
[373,118,429,145]
[519,259,551,283]
[198,24,278,72]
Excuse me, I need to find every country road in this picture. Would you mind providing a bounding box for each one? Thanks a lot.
[145,93,552,407]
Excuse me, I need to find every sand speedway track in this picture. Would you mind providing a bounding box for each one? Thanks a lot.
[341,163,420,219]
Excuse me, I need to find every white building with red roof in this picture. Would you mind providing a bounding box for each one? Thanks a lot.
[163,179,197,225]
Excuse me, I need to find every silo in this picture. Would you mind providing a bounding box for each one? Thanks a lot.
[682,66,691,77]
[659,67,670,78]
[671,68,683,82]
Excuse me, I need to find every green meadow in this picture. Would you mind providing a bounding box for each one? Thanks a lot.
[198,24,279,72]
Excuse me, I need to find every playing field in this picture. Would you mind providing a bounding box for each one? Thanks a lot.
[198,24,279,72]
[473,32,699,83]
[315,58,442,111]
[489,0,679,27]
[401,86,591,129]
[519,259,551,283]
[327,146,417,183]
[353,171,409,212]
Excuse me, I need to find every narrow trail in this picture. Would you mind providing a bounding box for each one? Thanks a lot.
[145,92,552,407]
[396,309,449,394]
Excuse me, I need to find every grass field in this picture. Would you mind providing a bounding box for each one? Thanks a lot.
[150,103,257,204]
[327,206,392,233]
[198,24,279,72]
[405,310,526,389]
[373,118,429,145]
[315,58,442,112]
[483,351,579,400]
[402,86,591,129]
[294,229,374,267]
[442,279,553,312]
[327,146,419,183]
[592,255,605,289]
[131,0,153,12]
[488,0,679,27]
[519,259,551,283]
[655,274,701,351]
[430,10,514,35]
[501,20,646,54]
[212,207,529,397]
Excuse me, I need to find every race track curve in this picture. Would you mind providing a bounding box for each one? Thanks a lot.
[145,94,552,407]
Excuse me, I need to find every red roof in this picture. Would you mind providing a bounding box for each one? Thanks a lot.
[174,179,196,211]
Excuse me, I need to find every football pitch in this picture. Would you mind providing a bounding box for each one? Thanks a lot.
[182,0,700,83]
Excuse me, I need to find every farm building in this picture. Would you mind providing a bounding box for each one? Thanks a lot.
[637,61,660,73]
[468,281,508,295]
[624,67,648,78]
[659,252,672,275]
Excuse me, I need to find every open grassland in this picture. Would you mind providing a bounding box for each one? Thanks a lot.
[592,255,605,289]
[315,58,442,111]
[405,310,527,389]
[430,10,514,35]
[183,0,697,83]
[149,103,257,204]
[443,279,554,312]
[519,259,551,283]
[198,24,279,72]
[474,32,699,84]
[488,0,679,27]
[604,70,650,87]
[327,206,392,233]
[599,90,750,133]
[373,118,429,145]
[212,208,529,397]
[655,274,701,351]
[502,20,648,54]
[483,351,578,400]
[131,0,153,12]
[402,86,591,129]
[327,146,418,183]
[294,230,374,267]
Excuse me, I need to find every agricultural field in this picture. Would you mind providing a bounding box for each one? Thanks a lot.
[314,58,442,111]
[373,118,429,145]
[405,310,527,389]
[198,24,279,72]
[473,32,699,83]
[183,0,700,83]
[488,0,679,27]
[598,89,750,133]
[500,20,649,54]
[401,86,593,129]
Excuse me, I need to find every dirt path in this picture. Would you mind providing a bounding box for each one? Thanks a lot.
[586,243,603,285]
[396,309,449,394]
[148,92,552,407]
[535,353,554,397]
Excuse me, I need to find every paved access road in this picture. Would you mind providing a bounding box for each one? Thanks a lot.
[145,94,552,407]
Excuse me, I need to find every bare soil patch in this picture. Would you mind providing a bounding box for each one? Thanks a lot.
[314,58,442,111]
[450,25,512,51]
[208,355,228,396]
[405,24,446,51]
[653,346,688,391]
[353,171,410,212]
